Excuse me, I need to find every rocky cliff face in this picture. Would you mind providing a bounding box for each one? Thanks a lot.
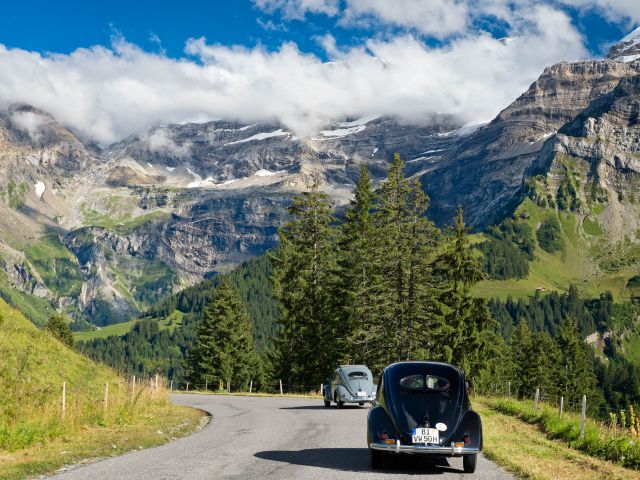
[531,74,640,242]
[422,60,640,226]
[1,31,640,325]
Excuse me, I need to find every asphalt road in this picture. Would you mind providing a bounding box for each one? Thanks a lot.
[49,394,515,480]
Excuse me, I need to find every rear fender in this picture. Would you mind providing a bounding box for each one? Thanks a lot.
[449,409,482,450]
[368,405,396,444]
[335,384,350,401]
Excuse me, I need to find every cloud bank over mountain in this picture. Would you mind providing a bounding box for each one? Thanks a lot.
[0,0,621,144]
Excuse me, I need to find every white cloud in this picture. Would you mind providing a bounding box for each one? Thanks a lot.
[253,0,340,20]
[341,0,470,39]
[10,110,50,140]
[556,0,640,23]
[256,0,640,36]
[0,5,588,144]
[144,128,191,157]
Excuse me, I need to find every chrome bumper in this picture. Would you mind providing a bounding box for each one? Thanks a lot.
[370,441,480,456]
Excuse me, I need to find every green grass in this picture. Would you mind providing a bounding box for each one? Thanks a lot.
[483,396,640,469]
[24,235,84,297]
[81,200,168,234]
[583,216,604,237]
[472,198,633,300]
[74,311,185,341]
[475,398,639,480]
[0,298,204,479]
[623,332,640,365]
[0,269,55,326]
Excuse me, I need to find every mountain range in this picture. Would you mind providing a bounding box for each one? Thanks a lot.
[1,28,639,326]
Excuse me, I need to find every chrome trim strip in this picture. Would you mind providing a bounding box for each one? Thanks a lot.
[369,442,480,456]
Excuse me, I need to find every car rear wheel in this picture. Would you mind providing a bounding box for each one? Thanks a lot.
[334,391,344,408]
[324,400,331,407]
[370,449,386,469]
[463,454,477,473]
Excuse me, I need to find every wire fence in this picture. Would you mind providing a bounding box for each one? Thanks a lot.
[169,379,324,396]
[475,380,628,419]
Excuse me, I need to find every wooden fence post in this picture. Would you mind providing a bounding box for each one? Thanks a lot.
[249,379,253,394]
[205,379,208,391]
[131,376,136,403]
[155,374,159,394]
[62,381,66,420]
[507,381,511,398]
[320,383,323,396]
[279,379,283,395]
[534,388,540,409]
[186,382,189,392]
[580,395,587,438]
[170,380,173,392]
[559,396,564,418]
[104,382,109,416]
[227,379,231,394]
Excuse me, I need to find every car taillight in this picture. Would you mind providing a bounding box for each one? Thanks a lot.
[381,432,388,440]
[463,434,471,445]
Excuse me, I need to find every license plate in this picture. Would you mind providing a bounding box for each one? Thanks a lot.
[356,391,367,397]
[412,428,439,444]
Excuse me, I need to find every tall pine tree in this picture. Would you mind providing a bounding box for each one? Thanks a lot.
[270,183,339,389]
[188,280,260,390]
[433,208,491,380]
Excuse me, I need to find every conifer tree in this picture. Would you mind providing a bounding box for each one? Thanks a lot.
[349,154,443,370]
[45,314,74,348]
[433,208,490,378]
[336,166,377,363]
[188,280,259,390]
[270,183,339,388]
[556,317,595,402]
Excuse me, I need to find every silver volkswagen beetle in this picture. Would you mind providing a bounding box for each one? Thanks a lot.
[323,365,376,407]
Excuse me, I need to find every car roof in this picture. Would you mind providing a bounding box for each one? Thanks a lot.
[338,365,370,371]
[384,361,463,375]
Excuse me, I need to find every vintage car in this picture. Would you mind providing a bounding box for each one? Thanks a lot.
[367,361,482,473]
[323,365,376,407]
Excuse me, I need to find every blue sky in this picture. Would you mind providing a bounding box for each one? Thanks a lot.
[0,1,632,59]
[0,1,638,143]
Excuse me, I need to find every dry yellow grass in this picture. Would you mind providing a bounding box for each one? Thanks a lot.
[475,400,640,480]
[0,298,206,479]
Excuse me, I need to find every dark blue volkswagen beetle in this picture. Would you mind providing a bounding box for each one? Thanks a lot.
[367,361,482,473]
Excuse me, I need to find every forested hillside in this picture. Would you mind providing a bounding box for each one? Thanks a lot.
[76,256,276,383]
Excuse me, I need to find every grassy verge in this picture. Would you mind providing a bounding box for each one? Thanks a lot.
[0,299,206,479]
[482,397,640,468]
[475,397,640,478]
[475,399,640,479]
[0,401,204,480]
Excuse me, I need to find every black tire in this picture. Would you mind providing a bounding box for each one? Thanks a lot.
[334,391,344,408]
[463,454,477,473]
[324,400,331,407]
[337,400,344,408]
[359,402,364,406]
[371,449,385,470]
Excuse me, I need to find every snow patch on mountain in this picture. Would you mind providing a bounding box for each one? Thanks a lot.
[225,129,290,145]
[608,27,640,62]
[319,125,367,138]
[34,181,45,199]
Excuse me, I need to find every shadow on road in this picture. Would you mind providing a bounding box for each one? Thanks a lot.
[279,405,364,410]
[255,448,459,475]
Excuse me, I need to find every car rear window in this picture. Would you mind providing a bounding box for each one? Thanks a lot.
[348,371,368,379]
[399,374,450,391]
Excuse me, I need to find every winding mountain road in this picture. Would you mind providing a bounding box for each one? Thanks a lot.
[49,394,514,479]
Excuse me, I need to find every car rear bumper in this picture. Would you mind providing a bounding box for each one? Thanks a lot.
[369,441,480,457]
